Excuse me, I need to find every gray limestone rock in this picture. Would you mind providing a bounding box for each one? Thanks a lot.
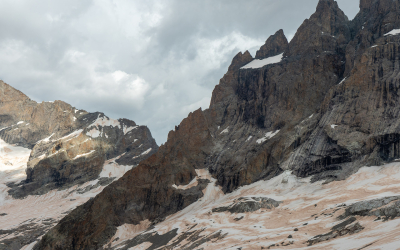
[212,197,282,213]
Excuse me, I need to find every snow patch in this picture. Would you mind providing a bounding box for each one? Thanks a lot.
[132,148,152,159]
[99,153,133,179]
[256,130,280,144]
[86,127,101,138]
[88,115,121,130]
[17,121,24,125]
[59,129,83,141]
[338,77,347,85]
[73,150,95,160]
[241,53,283,69]
[123,125,138,135]
[36,133,55,144]
[331,124,338,129]
[246,136,252,142]
[384,29,400,36]
[220,127,229,134]
[141,148,152,155]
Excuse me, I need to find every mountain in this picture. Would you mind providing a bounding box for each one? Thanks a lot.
[5,0,400,249]
[0,81,158,249]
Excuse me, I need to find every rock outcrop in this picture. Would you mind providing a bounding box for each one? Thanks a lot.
[34,0,400,249]
[212,197,282,213]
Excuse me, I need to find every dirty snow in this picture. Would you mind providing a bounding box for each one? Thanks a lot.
[99,153,133,179]
[241,53,284,69]
[0,139,126,248]
[106,163,400,250]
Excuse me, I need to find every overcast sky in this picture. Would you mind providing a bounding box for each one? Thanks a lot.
[0,0,359,144]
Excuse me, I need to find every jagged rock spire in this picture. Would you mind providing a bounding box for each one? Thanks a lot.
[228,50,253,72]
[286,0,350,56]
[255,29,289,59]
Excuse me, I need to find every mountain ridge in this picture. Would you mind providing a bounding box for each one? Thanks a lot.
[0,80,158,249]
[4,0,400,249]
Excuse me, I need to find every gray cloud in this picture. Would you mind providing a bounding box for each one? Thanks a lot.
[0,0,359,144]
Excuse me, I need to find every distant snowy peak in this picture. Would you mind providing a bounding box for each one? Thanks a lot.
[241,53,284,69]
[85,114,139,138]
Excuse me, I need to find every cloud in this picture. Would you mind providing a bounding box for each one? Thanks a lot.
[0,0,360,144]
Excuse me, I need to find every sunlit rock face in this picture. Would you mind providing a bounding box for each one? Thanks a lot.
[0,81,158,249]
[19,0,400,249]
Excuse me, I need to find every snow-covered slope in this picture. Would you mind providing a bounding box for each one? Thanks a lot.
[104,163,400,249]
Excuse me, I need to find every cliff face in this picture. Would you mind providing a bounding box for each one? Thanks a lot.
[35,0,400,249]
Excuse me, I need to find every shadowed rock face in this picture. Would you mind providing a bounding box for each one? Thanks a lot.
[35,0,400,249]
[0,81,158,198]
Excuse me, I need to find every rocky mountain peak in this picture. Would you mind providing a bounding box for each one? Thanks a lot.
[286,0,350,56]
[0,80,30,103]
[227,50,253,72]
[314,0,349,28]
[255,29,289,59]
[360,0,375,10]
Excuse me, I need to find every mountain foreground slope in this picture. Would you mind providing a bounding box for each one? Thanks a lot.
[4,0,400,249]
